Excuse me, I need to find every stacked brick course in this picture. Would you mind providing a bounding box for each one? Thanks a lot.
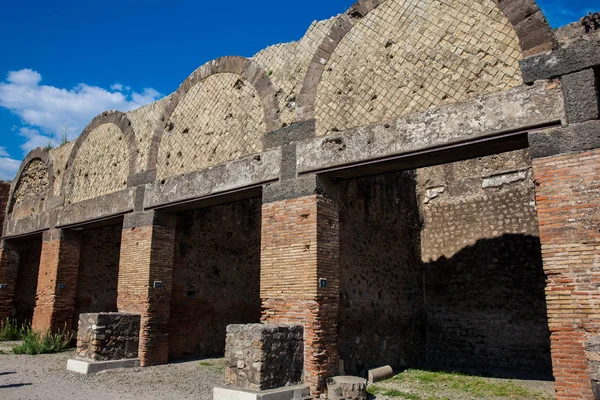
[31,230,81,332]
[532,149,600,399]
[117,211,175,366]
[260,194,339,395]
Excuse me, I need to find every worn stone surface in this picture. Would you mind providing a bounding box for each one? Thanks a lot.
[314,0,523,136]
[225,324,303,391]
[10,159,49,220]
[157,73,266,180]
[298,81,565,174]
[73,225,121,330]
[0,181,10,230]
[554,21,600,49]
[48,142,75,197]
[562,68,600,123]
[65,123,130,205]
[528,120,600,159]
[169,200,261,359]
[338,172,423,375]
[13,238,42,325]
[418,150,552,377]
[326,376,367,400]
[76,312,140,361]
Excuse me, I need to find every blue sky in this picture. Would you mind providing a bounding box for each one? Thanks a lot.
[0,0,594,180]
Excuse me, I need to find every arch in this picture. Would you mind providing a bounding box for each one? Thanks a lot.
[146,56,281,174]
[62,111,137,204]
[297,0,554,123]
[7,149,53,219]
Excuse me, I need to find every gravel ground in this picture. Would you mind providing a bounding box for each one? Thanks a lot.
[0,347,225,400]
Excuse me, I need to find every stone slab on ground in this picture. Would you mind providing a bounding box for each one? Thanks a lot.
[213,385,310,400]
[327,376,367,400]
[66,358,140,374]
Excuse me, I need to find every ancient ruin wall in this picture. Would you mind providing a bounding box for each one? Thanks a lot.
[65,123,130,204]
[168,199,262,359]
[73,225,122,329]
[418,150,552,377]
[157,73,266,180]
[10,159,49,219]
[315,0,523,136]
[49,143,75,197]
[13,237,42,325]
[253,18,338,126]
[0,181,10,229]
[338,172,423,375]
[127,96,171,174]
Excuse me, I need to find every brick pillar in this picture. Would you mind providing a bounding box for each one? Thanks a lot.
[32,229,81,332]
[260,188,340,395]
[118,211,175,367]
[0,239,21,320]
[532,149,600,400]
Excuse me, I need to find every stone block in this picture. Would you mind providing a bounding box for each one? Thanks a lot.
[326,376,367,400]
[562,69,600,123]
[213,385,310,400]
[66,358,140,374]
[225,324,304,391]
[76,312,140,361]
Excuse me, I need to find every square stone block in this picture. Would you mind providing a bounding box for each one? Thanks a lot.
[225,324,303,390]
[76,312,140,361]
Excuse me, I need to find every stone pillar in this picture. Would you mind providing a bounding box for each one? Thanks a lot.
[260,176,340,395]
[0,239,21,320]
[117,210,175,367]
[32,229,81,332]
[530,117,600,399]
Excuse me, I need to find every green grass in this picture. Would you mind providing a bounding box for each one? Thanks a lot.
[198,359,226,373]
[12,328,73,355]
[0,318,27,341]
[367,369,552,400]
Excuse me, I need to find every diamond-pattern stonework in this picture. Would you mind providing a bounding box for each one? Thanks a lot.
[157,73,265,180]
[49,142,75,197]
[127,96,171,173]
[65,123,130,204]
[254,18,337,126]
[11,159,49,213]
[315,0,523,136]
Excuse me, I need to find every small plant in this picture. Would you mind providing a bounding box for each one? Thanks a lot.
[60,123,70,145]
[0,318,26,341]
[44,140,55,150]
[12,327,73,355]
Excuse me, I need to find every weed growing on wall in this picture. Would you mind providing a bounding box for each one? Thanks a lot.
[0,318,27,341]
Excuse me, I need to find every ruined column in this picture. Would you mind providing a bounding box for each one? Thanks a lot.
[0,239,21,320]
[260,174,340,395]
[32,229,81,332]
[117,210,175,367]
[529,68,600,400]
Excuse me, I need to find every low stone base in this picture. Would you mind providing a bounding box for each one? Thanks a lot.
[67,358,140,374]
[213,385,310,400]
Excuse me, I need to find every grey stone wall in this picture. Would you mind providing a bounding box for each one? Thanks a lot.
[73,225,121,329]
[168,199,262,359]
[225,324,303,390]
[338,172,423,375]
[76,313,140,361]
[417,150,552,378]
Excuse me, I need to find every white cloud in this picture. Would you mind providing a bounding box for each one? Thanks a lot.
[0,157,21,181]
[7,69,42,87]
[0,146,8,157]
[0,69,162,155]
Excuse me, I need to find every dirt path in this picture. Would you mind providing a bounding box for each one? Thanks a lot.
[0,349,225,400]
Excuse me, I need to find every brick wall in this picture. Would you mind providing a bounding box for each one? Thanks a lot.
[0,181,10,231]
[73,225,121,329]
[118,212,175,367]
[169,199,261,359]
[13,238,42,325]
[532,149,600,400]
[338,172,424,375]
[32,230,81,332]
[0,240,20,320]
[260,194,339,395]
[418,150,552,377]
